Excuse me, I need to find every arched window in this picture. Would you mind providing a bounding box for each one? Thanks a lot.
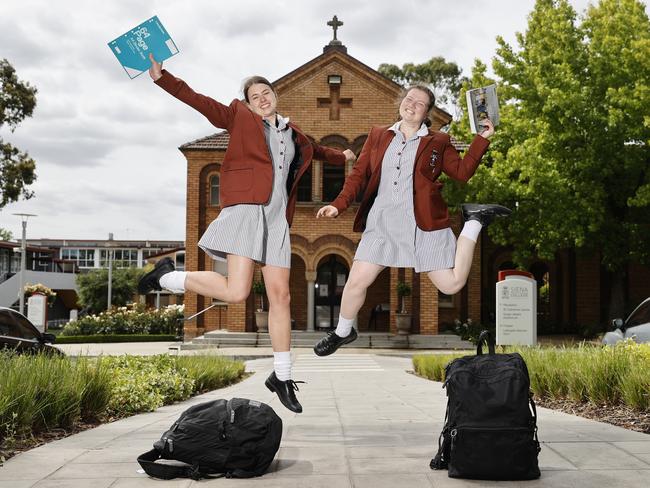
[210,174,220,206]
[319,135,349,203]
[297,166,312,202]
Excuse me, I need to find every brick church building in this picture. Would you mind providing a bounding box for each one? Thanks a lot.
[176,22,650,340]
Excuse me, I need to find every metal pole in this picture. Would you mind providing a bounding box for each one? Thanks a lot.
[13,213,36,315]
[19,220,26,315]
[107,233,113,311]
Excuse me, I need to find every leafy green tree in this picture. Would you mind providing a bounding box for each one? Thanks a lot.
[378,56,465,112]
[77,266,145,314]
[445,0,650,318]
[0,59,37,209]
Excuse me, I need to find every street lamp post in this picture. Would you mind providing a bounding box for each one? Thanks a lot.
[107,233,114,311]
[12,213,37,315]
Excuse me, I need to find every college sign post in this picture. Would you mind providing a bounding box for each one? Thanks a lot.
[496,270,537,346]
[27,292,48,333]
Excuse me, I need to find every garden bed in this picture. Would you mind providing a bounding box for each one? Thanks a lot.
[413,340,650,434]
[0,352,246,465]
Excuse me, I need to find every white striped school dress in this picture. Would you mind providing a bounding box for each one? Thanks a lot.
[354,121,456,273]
[197,115,295,269]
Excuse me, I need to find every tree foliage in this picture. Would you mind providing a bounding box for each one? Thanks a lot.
[447,0,650,274]
[0,59,37,209]
[378,56,465,112]
[76,267,145,315]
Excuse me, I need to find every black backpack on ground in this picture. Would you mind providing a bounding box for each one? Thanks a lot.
[137,398,282,480]
[430,331,541,480]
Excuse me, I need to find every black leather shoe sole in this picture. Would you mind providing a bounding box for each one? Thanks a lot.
[137,257,175,294]
[461,203,511,226]
[313,328,358,357]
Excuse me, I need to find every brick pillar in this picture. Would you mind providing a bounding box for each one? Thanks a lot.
[228,302,247,332]
[467,237,482,323]
[389,267,398,334]
[420,274,439,335]
[313,161,322,202]
[183,290,201,340]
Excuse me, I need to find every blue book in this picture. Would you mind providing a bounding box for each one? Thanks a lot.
[108,16,179,79]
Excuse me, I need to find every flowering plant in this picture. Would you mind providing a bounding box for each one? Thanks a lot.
[23,283,57,306]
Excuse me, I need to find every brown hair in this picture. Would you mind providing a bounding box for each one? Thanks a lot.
[398,85,436,127]
[242,76,276,103]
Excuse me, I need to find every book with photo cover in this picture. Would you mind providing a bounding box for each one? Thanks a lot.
[108,16,179,79]
[466,84,500,134]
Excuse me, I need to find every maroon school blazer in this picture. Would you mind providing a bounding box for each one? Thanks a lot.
[330,125,490,231]
[155,70,346,226]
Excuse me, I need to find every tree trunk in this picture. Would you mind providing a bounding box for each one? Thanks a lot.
[608,267,627,322]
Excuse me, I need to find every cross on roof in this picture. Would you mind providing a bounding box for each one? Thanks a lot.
[317,84,352,121]
[327,15,343,42]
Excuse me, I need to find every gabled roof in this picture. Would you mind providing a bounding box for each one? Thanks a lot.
[179,131,230,151]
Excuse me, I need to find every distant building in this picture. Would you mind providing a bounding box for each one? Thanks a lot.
[0,239,184,321]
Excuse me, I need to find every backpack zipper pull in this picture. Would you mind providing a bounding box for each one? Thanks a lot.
[168,438,174,453]
[230,409,235,423]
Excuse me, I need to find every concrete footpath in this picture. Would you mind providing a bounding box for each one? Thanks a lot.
[1,352,649,487]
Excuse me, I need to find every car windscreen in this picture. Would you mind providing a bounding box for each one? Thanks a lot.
[627,300,650,328]
[0,310,40,340]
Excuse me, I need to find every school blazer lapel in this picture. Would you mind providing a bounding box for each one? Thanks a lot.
[371,128,395,173]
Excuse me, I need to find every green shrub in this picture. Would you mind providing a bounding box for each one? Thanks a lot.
[175,355,246,392]
[61,304,183,337]
[103,355,194,416]
[55,334,176,344]
[453,319,496,344]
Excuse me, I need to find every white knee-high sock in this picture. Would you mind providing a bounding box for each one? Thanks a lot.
[159,271,187,293]
[273,351,292,381]
[459,220,483,243]
[335,314,356,338]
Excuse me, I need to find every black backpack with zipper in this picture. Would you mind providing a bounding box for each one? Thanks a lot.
[430,331,541,480]
[137,398,282,480]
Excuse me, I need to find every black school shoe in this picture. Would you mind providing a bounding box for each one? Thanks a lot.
[137,257,175,294]
[313,328,358,357]
[265,372,304,413]
[461,203,512,227]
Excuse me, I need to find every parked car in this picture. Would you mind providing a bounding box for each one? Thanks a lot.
[602,297,650,345]
[0,306,64,356]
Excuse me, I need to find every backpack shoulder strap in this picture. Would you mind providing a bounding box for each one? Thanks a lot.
[137,449,225,481]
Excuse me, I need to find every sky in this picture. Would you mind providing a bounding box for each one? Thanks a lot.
[0,0,628,242]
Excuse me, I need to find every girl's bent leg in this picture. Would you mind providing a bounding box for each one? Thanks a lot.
[427,236,476,295]
[184,254,255,301]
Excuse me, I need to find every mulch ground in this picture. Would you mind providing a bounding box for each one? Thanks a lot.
[535,397,650,434]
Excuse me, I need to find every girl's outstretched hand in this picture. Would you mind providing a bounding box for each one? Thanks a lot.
[479,118,495,139]
[149,53,163,81]
[316,205,339,218]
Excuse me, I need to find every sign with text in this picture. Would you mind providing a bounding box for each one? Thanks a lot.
[27,293,47,333]
[496,275,537,346]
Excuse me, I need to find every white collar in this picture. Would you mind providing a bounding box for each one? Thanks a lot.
[389,120,429,138]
